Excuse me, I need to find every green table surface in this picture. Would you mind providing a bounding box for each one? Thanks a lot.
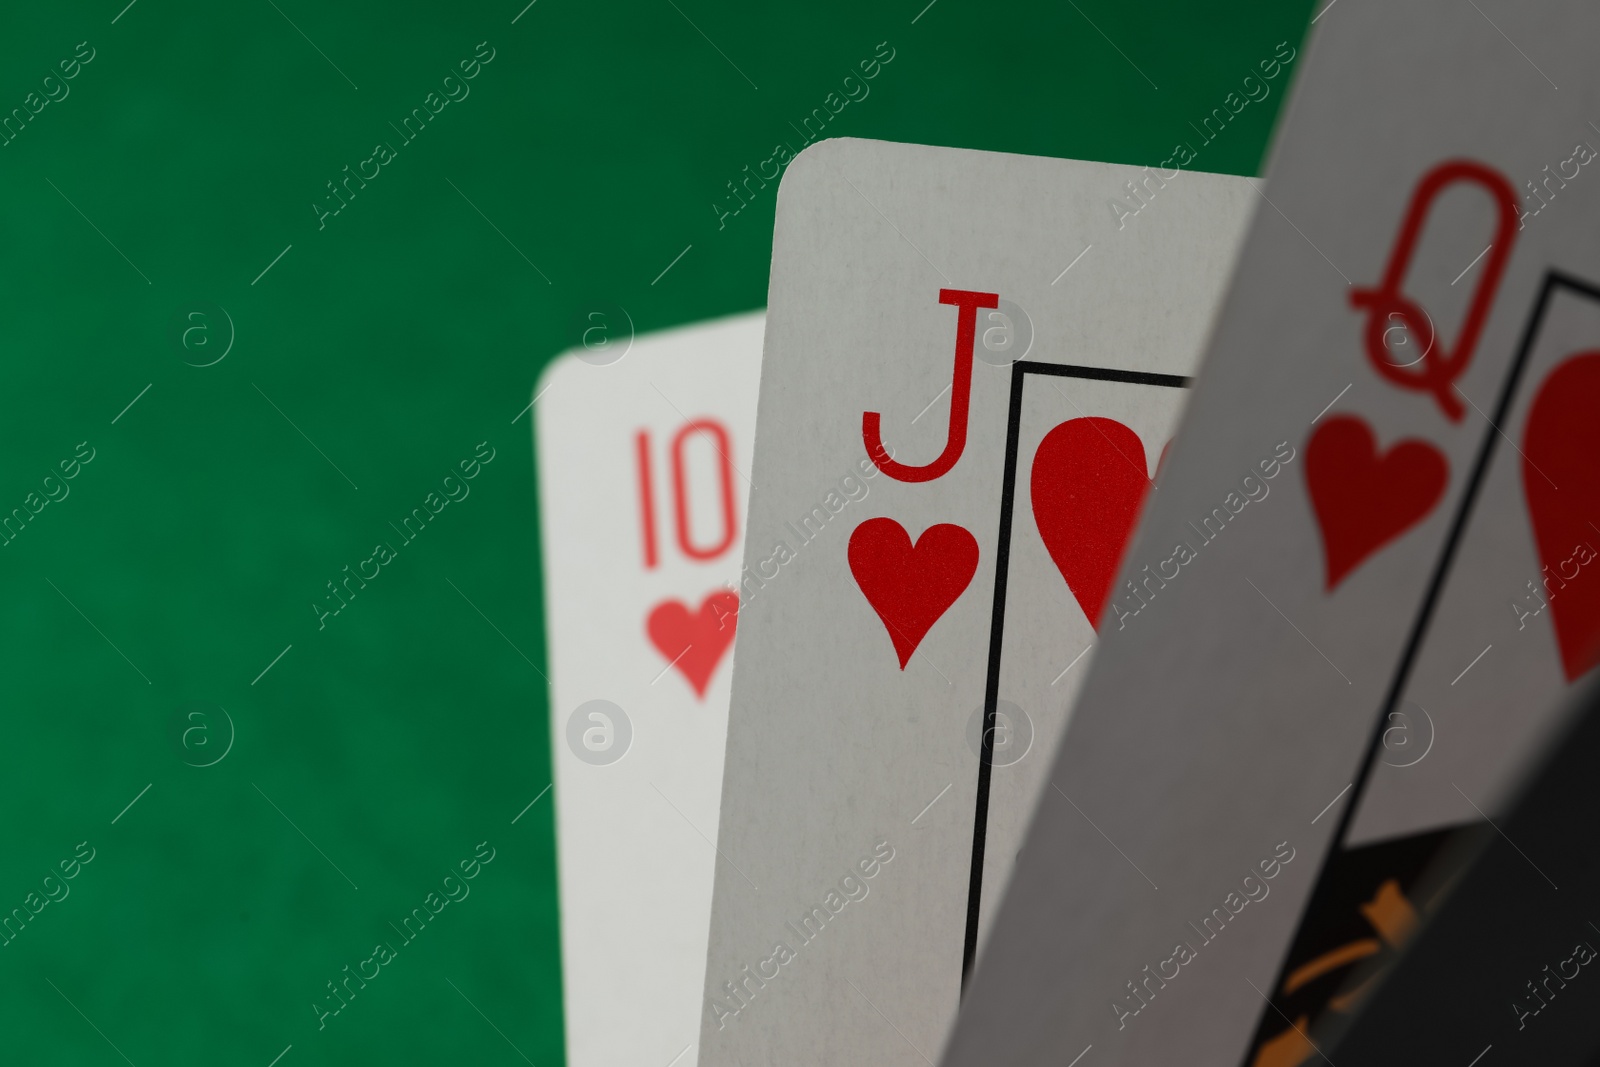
[0,0,1310,1062]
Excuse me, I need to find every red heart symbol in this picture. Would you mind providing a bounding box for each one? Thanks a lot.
[1029,417,1154,629]
[848,518,978,669]
[646,590,739,698]
[1306,415,1448,591]
[1522,351,1600,681]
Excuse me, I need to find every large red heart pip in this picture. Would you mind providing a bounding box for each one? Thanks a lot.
[1522,350,1600,681]
[1029,417,1153,628]
[646,590,739,698]
[848,518,978,669]
[1306,415,1448,591]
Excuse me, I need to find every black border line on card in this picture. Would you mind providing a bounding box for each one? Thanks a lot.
[1244,269,1600,1058]
[962,359,1191,985]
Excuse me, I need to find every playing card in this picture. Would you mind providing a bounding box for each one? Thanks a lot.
[1236,265,1600,1067]
[944,6,1600,1066]
[696,138,1255,1065]
[535,311,762,1067]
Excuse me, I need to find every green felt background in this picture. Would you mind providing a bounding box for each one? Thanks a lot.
[0,0,1310,1062]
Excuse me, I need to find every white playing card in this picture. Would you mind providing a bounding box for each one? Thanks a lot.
[535,312,761,1067]
[947,6,1600,1066]
[697,138,1255,1065]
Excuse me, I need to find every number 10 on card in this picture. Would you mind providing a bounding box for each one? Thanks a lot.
[635,419,740,569]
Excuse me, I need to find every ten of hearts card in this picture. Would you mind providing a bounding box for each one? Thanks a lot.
[536,311,762,1067]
